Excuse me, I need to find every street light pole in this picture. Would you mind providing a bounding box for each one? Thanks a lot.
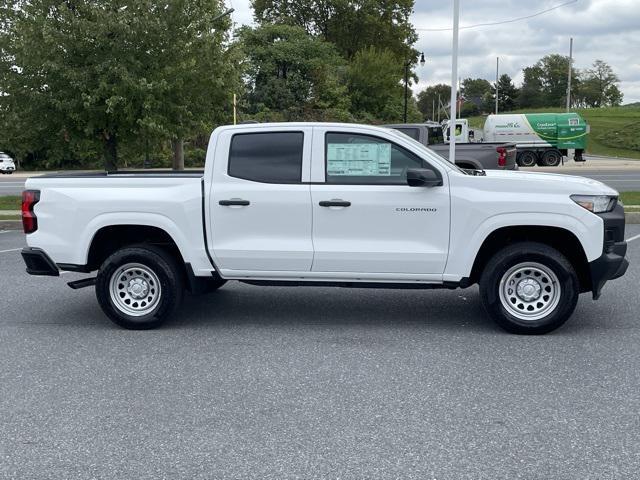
[566,37,573,111]
[495,57,499,114]
[448,0,460,166]
[403,52,426,123]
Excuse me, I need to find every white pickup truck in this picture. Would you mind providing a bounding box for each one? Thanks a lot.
[21,123,628,334]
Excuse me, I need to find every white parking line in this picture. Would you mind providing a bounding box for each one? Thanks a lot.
[626,233,640,243]
[0,247,21,254]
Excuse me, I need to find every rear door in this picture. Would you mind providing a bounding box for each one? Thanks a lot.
[209,127,313,272]
[309,127,450,277]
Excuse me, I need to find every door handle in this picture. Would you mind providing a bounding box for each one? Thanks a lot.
[319,199,351,207]
[219,199,250,206]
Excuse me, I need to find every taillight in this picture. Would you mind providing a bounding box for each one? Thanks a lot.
[497,147,507,167]
[22,190,40,234]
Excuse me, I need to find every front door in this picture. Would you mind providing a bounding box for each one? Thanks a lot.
[310,129,450,276]
[209,128,313,273]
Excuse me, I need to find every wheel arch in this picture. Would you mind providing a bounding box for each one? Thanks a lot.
[455,157,482,170]
[468,225,592,293]
[86,224,186,272]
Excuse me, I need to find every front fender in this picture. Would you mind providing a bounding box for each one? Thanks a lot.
[444,211,603,280]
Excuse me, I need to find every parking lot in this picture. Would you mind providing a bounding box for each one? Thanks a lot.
[0,226,639,479]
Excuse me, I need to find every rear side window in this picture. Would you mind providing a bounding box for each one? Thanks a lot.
[427,127,444,145]
[228,132,303,183]
[394,127,420,141]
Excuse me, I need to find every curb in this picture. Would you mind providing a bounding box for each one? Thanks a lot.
[0,220,21,231]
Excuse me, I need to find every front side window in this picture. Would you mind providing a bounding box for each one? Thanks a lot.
[325,133,426,185]
[428,127,444,145]
[228,132,303,183]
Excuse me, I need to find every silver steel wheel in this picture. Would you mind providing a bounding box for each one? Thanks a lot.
[498,262,561,321]
[109,263,162,317]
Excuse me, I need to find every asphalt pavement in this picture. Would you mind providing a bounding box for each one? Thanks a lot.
[548,168,640,193]
[1,226,640,479]
[0,176,25,196]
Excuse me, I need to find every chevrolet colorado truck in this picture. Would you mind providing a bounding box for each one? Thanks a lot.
[385,123,517,171]
[21,123,628,334]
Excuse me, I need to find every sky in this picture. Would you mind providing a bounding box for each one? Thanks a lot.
[226,0,640,103]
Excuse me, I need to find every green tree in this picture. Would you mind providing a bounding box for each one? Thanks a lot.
[461,78,491,103]
[347,46,421,122]
[416,84,451,121]
[575,60,623,107]
[238,23,349,121]
[486,74,518,112]
[0,0,236,170]
[251,0,418,60]
[518,54,579,108]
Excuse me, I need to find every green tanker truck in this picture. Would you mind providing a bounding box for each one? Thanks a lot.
[482,113,589,167]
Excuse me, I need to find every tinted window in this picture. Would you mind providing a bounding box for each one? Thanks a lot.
[428,127,444,145]
[228,132,303,183]
[394,127,420,141]
[325,133,426,185]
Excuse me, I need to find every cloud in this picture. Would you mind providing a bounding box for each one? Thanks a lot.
[228,0,640,102]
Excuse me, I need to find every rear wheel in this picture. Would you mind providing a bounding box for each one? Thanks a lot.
[517,150,538,167]
[541,149,562,167]
[479,242,579,334]
[96,245,184,329]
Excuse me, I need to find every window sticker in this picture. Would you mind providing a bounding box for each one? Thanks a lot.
[327,143,392,176]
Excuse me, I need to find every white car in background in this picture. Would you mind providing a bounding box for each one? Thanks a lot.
[0,152,16,174]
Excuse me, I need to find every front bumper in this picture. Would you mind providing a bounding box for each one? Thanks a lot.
[589,203,629,299]
[21,247,60,276]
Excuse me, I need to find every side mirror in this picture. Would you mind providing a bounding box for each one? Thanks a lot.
[406,168,442,187]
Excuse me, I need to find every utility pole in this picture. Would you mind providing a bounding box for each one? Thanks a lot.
[566,37,573,111]
[432,98,435,121]
[448,0,460,164]
[495,57,499,114]
[437,94,441,122]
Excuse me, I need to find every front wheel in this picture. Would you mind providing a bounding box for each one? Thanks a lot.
[96,245,184,329]
[479,242,579,334]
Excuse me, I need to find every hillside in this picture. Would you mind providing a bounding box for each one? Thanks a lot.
[467,107,640,160]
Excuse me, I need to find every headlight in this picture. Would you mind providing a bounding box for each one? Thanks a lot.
[570,195,617,213]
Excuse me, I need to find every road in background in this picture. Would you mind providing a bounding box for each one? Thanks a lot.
[0,176,25,196]
[1,226,640,478]
[553,169,640,192]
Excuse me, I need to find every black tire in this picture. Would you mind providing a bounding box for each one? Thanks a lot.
[96,245,184,329]
[541,149,562,167]
[517,150,538,167]
[479,242,579,335]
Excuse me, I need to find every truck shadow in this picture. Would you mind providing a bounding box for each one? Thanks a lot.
[167,283,500,333]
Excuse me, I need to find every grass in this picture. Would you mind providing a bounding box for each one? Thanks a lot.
[0,214,20,220]
[620,191,640,206]
[468,107,640,160]
[0,195,20,210]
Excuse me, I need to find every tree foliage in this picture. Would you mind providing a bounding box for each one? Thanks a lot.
[0,0,237,169]
[238,23,349,121]
[251,0,417,60]
[575,60,623,107]
[347,46,420,122]
[416,84,451,121]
